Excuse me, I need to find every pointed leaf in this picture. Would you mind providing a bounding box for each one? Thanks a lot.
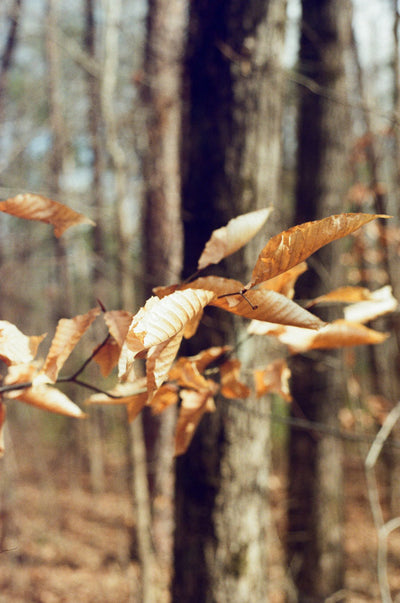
[247,213,389,288]
[197,207,272,270]
[85,380,148,405]
[42,307,101,382]
[0,194,95,237]
[0,321,46,366]
[344,285,398,323]
[254,359,292,401]
[175,388,217,456]
[183,276,324,329]
[307,285,372,307]
[10,385,86,417]
[248,318,389,353]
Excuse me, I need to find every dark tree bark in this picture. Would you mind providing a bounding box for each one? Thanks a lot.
[286,0,352,599]
[173,2,287,601]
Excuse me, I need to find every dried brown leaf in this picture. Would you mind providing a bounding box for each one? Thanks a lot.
[260,262,308,299]
[344,285,398,323]
[183,276,324,329]
[41,307,101,382]
[146,333,184,399]
[93,338,121,377]
[248,318,389,353]
[118,289,215,378]
[197,207,272,270]
[247,213,389,289]
[0,193,95,237]
[103,310,134,347]
[9,384,85,417]
[308,286,372,307]
[151,383,180,415]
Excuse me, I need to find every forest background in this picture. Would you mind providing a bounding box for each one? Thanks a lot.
[1,0,400,601]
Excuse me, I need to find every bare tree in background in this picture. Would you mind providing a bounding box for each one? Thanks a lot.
[173,1,287,601]
[287,0,353,598]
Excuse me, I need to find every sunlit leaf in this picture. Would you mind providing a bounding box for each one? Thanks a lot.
[247,213,390,289]
[344,285,398,324]
[8,383,85,417]
[168,358,212,391]
[169,346,231,381]
[183,276,324,329]
[175,388,217,456]
[41,307,101,382]
[0,193,95,237]
[260,262,308,299]
[197,207,273,270]
[220,359,250,399]
[0,321,46,366]
[118,289,215,379]
[248,318,389,353]
[254,359,292,401]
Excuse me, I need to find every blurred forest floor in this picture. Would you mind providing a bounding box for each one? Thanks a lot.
[0,426,400,602]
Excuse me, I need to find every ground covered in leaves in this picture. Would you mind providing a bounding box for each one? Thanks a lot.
[1,427,400,602]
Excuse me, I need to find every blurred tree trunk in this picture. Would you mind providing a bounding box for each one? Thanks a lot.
[45,0,72,320]
[139,0,186,579]
[0,0,22,122]
[286,0,352,598]
[173,1,287,601]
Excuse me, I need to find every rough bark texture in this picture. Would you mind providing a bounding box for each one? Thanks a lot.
[173,2,287,601]
[287,0,352,598]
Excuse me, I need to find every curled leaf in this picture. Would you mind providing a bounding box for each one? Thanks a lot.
[0,193,95,237]
[307,285,372,307]
[260,262,308,299]
[247,213,390,289]
[103,310,134,347]
[197,207,272,270]
[175,388,217,456]
[220,359,250,399]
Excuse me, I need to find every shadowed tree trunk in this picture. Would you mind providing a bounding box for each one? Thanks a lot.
[173,1,287,601]
[286,0,352,598]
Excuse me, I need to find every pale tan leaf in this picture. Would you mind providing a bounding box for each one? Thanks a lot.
[0,194,95,237]
[260,262,308,299]
[220,359,250,399]
[175,389,216,456]
[0,321,46,366]
[9,385,86,417]
[42,307,101,382]
[308,286,372,307]
[344,285,398,323]
[0,402,6,457]
[118,289,215,378]
[93,338,121,377]
[151,383,180,415]
[146,333,184,399]
[182,276,324,329]
[254,359,292,401]
[248,319,389,353]
[197,207,273,270]
[103,310,134,347]
[247,213,389,289]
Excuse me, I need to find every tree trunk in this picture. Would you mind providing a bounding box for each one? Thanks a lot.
[173,2,287,601]
[286,0,352,598]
